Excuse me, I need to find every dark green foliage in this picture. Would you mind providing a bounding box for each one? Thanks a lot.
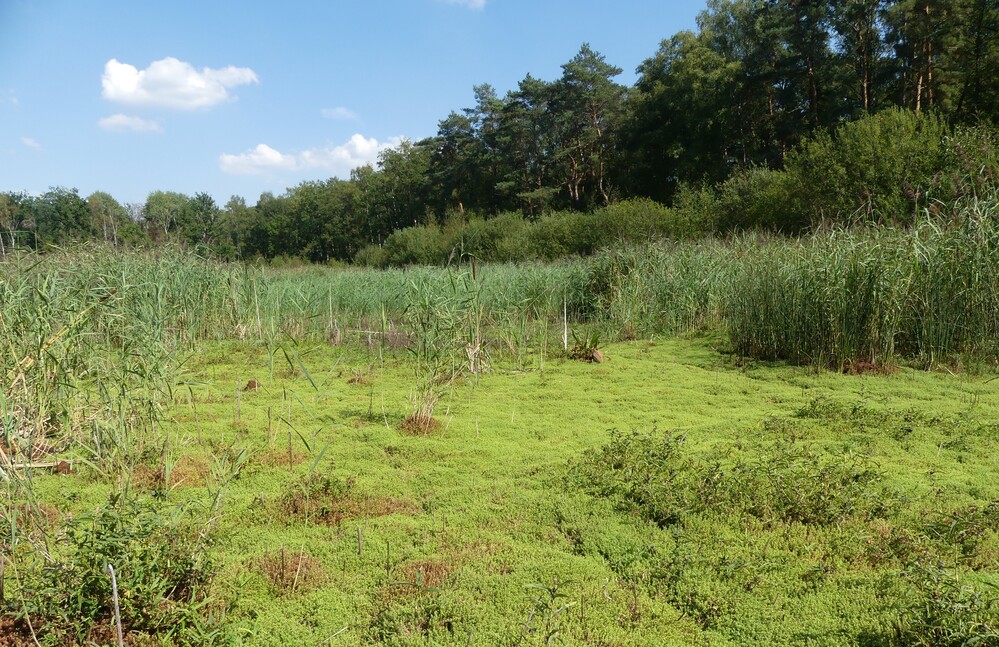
[358,199,700,268]
[894,564,999,646]
[783,108,952,225]
[570,428,889,528]
[382,225,448,267]
[5,491,231,645]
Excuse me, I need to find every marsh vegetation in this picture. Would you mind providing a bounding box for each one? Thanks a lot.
[2,195,999,644]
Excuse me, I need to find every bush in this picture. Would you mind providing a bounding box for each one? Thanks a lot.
[713,166,800,232]
[5,491,231,645]
[383,225,448,266]
[784,108,952,226]
[571,428,890,528]
[894,564,999,646]
[353,243,388,268]
[670,183,723,235]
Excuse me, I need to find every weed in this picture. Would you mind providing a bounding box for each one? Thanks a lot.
[894,563,999,645]
[522,578,577,645]
[568,329,603,363]
[2,488,232,644]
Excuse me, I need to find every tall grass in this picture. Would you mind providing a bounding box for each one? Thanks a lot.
[726,195,999,368]
[2,191,998,466]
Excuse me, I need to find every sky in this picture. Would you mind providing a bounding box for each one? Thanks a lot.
[0,0,704,206]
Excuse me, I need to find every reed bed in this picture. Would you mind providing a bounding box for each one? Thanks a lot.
[726,195,999,368]
[3,195,998,466]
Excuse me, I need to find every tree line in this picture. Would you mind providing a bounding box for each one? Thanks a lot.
[3,0,998,263]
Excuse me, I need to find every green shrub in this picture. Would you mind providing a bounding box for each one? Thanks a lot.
[353,243,388,268]
[671,183,723,235]
[894,564,999,646]
[714,166,800,232]
[784,108,952,226]
[5,491,231,645]
[383,225,448,266]
[571,429,889,528]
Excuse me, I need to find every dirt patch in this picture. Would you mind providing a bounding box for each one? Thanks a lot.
[399,414,443,436]
[0,616,36,647]
[0,616,154,647]
[130,454,210,491]
[256,448,307,468]
[257,548,325,593]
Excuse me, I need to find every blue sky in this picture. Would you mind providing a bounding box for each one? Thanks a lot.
[1,0,704,206]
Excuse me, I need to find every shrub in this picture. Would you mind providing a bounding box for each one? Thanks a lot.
[713,166,800,233]
[894,564,999,646]
[571,429,890,528]
[5,490,231,644]
[784,108,952,226]
[383,225,448,266]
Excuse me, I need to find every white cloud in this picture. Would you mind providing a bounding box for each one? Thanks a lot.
[98,114,163,133]
[20,136,41,150]
[219,144,297,175]
[219,134,404,177]
[0,91,17,106]
[441,0,486,9]
[101,57,259,110]
[321,106,358,121]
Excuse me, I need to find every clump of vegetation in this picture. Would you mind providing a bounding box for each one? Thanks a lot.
[571,428,890,528]
[277,472,357,525]
[256,547,325,595]
[894,564,999,646]
[726,442,890,526]
[403,267,486,433]
[1,489,232,645]
[569,429,701,527]
[276,472,416,525]
[567,329,603,363]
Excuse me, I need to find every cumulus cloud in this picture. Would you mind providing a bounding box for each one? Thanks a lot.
[20,136,41,150]
[219,134,403,177]
[102,57,259,109]
[98,114,163,133]
[321,106,358,121]
[441,0,486,9]
[219,144,297,175]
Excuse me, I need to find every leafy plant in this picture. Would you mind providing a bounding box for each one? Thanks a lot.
[3,489,233,645]
[568,328,602,362]
[894,563,999,646]
[522,578,577,645]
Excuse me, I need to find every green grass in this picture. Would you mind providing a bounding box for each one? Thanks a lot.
[12,335,999,645]
[4,198,999,644]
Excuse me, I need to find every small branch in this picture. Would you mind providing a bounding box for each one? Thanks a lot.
[107,563,125,647]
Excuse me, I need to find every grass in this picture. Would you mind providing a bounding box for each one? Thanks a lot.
[3,196,999,643]
[7,334,999,645]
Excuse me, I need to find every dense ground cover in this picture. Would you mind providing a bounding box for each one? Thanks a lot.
[7,335,999,645]
[2,208,999,644]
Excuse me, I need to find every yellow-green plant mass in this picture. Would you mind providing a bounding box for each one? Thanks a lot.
[2,243,999,645]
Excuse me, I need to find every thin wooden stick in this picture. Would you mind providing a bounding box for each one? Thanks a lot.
[107,563,124,647]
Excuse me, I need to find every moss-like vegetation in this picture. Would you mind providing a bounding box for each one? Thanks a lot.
[8,335,999,645]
